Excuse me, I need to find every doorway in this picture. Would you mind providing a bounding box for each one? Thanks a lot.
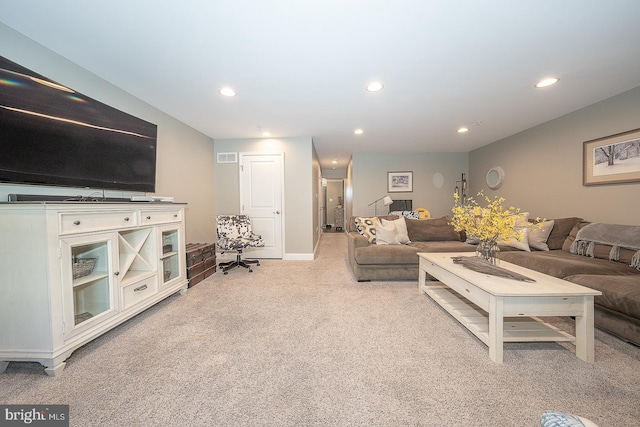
[323,178,344,232]
[239,153,284,258]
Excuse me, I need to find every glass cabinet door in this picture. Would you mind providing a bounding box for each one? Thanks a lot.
[61,234,118,339]
[159,226,183,287]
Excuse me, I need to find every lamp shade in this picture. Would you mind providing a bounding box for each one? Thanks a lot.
[383,196,393,206]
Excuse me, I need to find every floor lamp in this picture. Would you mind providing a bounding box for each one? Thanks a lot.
[368,195,393,215]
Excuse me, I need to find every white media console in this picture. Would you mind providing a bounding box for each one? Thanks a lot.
[0,202,189,376]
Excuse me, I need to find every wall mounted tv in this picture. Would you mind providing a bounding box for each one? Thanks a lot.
[0,55,157,193]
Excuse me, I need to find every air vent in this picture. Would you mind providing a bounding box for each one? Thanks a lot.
[217,152,238,163]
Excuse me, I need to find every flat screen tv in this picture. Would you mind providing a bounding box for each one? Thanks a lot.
[0,55,157,193]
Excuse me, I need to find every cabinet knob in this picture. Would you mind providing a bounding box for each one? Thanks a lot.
[173,214,178,218]
[114,271,120,276]
[73,220,81,225]
[124,217,130,221]
[146,216,151,220]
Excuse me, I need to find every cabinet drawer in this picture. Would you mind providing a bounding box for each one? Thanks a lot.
[140,209,182,225]
[60,211,137,235]
[122,277,158,310]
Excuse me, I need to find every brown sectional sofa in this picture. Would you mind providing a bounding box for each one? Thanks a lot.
[347,215,476,281]
[347,215,640,346]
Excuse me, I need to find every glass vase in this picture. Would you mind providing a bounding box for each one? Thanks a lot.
[476,241,500,265]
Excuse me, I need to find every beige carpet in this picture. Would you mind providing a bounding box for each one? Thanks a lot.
[1,232,639,426]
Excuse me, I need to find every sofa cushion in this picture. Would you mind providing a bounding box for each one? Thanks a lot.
[501,250,640,278]
[528,219,555,251]
[389,210,420,219]
[562,222,589,252]
[375,219,401,245]
[545,217,583,250]
[565,274,640,320]
[405,216,461,242]
[354,217,377,243]
[411,241,477,253]
[380,216,411,244]
[355,243,420,265]
[497,212,530,251]
[354,240,475,265]
[348,215,398,233]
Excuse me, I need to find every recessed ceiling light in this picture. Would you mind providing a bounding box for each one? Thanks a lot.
[219,87,236,97]
[332,159,338,164]
[366,81,384,92]
[262,131,271,137]
[457,127,469,133]
[535,78,559,88]
[354,129,364,135]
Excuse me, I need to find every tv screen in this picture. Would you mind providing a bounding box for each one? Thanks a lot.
[0,55,157,192]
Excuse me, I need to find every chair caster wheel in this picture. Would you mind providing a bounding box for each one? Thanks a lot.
[256,262,260,266]
[249,268,253,272]
[223,271,228,275]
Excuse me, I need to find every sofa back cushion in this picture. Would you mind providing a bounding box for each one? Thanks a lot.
[546,217,583,250]
[405,216,461,242]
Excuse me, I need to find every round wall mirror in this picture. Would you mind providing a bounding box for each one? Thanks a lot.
[486,166,505,190]
[432,172,444,189]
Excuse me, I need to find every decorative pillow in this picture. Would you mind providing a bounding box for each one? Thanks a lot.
[389,210,420,219]
[381,216,411,244]
[529,220,555,251]
[354,217,377,244]
[540,411,588,427]
[562,222,590,253]
[547,217,583,250]
[405,216,461,242]
[498,212,530,251]
[375,220,401,245]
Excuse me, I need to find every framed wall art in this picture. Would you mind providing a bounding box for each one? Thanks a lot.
[387,171,413,192]
[583,128,640,185]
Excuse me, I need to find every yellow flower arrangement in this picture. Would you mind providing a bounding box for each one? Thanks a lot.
[451,191,534,245]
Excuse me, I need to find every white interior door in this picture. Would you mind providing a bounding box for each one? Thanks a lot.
[239,153,283,258]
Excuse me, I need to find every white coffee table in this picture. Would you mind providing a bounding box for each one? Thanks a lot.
[418,252,602,363]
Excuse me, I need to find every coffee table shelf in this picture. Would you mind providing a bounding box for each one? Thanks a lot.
[425,283,575,345]
[418,253,601,363]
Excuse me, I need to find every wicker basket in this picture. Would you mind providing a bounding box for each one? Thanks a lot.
[72,258,97,279]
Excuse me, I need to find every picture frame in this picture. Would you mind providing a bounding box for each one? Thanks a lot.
[387,171,413,192]
[583,128,640,186]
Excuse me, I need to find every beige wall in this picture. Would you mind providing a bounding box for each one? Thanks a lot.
[351,152,468,218]
[469,86,640,225]
[213,137,315,258]
[0,23,216,242]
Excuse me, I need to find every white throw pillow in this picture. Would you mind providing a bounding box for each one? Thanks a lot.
[528,220,555,251]
[376,220,401,245]
[381,217,411,244]
[498,212,531,251]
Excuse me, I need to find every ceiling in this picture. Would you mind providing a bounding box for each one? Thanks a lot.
[2,1,640,170]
